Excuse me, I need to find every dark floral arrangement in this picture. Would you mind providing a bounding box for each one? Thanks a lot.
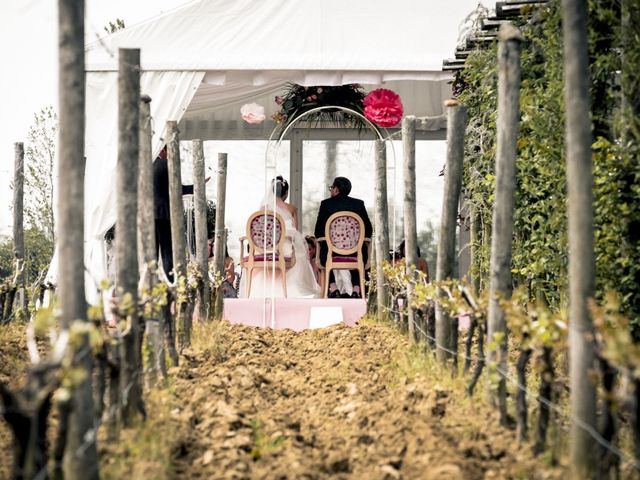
[270,83,403,136]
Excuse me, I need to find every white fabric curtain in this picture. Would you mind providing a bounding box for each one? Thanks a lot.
[47,70,205,304]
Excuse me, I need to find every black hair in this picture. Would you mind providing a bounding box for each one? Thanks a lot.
[332,176,351,195]
[273,175,289,199]
[396,239,421,258]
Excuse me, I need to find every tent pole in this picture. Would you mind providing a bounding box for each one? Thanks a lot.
[324,140,337,189]
[289,129,303,219]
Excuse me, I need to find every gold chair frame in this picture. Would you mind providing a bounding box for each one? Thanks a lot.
[239,210,296,298]
[315,211,371,299]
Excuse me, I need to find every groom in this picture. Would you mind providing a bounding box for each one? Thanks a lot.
[314,176,372,298]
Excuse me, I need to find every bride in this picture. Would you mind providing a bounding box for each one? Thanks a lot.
[238,176,321,298]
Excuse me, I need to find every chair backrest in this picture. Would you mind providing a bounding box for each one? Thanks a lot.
[325,211,365,255]
[246,210,285,253]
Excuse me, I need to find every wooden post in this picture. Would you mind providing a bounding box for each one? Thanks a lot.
[289,130,303,217]
[374,140,390,319]
[137,95,155,279]
[487,23,522,425]
[137,94,166,384]
[167,121,190,348]
[561,1,597,476]
[13,142,26,312]
[116,48,143,425]
[58,0,99,478]
[436,100,467,366]
[402,116,418,342]
[212,153,228,318]
[192,139,210,322]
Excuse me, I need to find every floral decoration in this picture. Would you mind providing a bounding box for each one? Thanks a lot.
[363,88,404,128]
[270,83,404,135]
[240,102,266,124]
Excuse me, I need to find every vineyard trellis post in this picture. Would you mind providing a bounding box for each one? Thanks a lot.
[116,47,144,425]
[560,0,598,476]
[435,99,466,367]
[192,139,210,322]
[137,94,167,385]
[402,115,418,342]
[137,95,156,280]
[374,139,390,319]
[58,0,99,477]
[12,142,26,314]
[167,120,190,349]
[486,23,522,426]
[212,152,228,319]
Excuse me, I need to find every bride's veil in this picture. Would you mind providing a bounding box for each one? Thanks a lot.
[259,177,279,210]
[259,177,291,222]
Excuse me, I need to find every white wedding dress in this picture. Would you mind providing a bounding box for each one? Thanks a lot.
[239,198,321,299]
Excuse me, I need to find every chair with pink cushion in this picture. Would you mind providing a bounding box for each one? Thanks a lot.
[315,211,371,299]
[239,210,296,297]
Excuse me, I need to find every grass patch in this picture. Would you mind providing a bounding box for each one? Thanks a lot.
[99,388,187,480]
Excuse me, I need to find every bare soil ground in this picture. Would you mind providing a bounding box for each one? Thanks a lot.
[0,323,29,479]
[140,320,564,479]
[1,319,567,479]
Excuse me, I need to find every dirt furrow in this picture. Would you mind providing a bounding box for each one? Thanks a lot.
[166,321,562,479]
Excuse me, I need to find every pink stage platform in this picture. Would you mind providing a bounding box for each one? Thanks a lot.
[223,298,367,331]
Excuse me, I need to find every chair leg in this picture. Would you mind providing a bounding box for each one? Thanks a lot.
[318,270,325,297]
[281,266,288,298]
[359,266,365,300]
[246,267,253,298]
[324,267,332,298]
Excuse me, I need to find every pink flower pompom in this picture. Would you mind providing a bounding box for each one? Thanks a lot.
[363,88,404,128]
[240,103,266,124]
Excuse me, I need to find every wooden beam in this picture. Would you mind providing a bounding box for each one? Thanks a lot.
[178,121,446,142]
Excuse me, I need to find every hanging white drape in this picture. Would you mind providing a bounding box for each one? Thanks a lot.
[47,70,204,304]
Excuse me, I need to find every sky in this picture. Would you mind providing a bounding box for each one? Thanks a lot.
[0,0,192,235]
[0,0,489,244]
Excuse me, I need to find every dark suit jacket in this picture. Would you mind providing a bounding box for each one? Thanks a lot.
[314,194,373,265]
[153,157,194,220]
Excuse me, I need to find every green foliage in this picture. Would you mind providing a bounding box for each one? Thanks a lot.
[104,18,125,35]
[249,418,286,460]
[0,236,13,281]
[0,227,53,284]
[24,106,57,244]
[457,0,640,332]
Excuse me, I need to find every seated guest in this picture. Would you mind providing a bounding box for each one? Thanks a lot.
[314,176,372,298]
[305,236,320,283]
[394,240,430,283]
[220,256,238,298]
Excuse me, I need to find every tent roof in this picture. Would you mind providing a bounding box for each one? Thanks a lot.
[86,0,466,81]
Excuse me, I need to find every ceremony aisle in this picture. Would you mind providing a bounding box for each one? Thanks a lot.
[90,320,564,479]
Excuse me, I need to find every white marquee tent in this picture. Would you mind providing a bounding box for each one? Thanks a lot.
[58,0,480,301]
